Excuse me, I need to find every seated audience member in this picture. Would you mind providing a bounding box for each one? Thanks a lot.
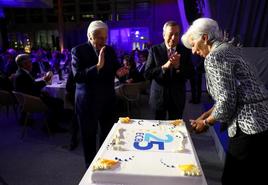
[136,50,148,72]
[3,48,17,78]
[31,48,51,78]
[50,50,63,80]
[0,69,13,91]
[131,47,140,64]
[136,50,149,81]
[61,49,72,73]
[0,52,5,72]
[50,50,61,73]
[118,55,141,83]
[13,54,65,132]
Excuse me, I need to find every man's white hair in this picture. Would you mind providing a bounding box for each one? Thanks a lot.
[181,18,222,49]
[15,54,30,68]
[87,20,108,39]
[162,20,179,36]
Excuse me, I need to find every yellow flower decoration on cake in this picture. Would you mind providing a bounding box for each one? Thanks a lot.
[119,117,131,123]
[92,158,119,171]
[178,164,201,176]
[170,119,184,126]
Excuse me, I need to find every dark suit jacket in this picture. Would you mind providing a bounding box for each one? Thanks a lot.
[65,70,75,105]
[4,61,17,77]
[0,70,13,91]
[144,42,192,110]
[118,67,142,83]
[71,42,121,115]
[14,68,46,97]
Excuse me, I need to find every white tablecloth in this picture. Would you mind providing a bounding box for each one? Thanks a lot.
[44,75,67,100]
[36,75,69,108]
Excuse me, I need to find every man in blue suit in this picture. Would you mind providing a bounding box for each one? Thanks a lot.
[144,21,193,120]
[71,20,125,168]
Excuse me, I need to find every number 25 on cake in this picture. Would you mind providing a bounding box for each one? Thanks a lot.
[90,119,207,185]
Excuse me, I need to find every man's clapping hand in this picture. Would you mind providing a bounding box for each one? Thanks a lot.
[162,52,181,70]
[169,52,180,69]
[96,46,106,71]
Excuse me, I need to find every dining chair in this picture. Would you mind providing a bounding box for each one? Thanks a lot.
[118,81,145,116]
[12,91,51,139]
[0,90,18,117]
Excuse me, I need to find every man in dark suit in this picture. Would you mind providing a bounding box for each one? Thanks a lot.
[14,54,48,96]
[144,21,193,120]
[136,50,148,82]
[3,48,18,78]
[31,48,51,78]
[71,20,125,168]
[31,60,51,78]
[13,54,64,131]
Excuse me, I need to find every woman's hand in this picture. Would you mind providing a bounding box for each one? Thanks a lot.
[190,119,209,134]
[189,109,212,134]
[196,112,209,122]
[189,107,216,134]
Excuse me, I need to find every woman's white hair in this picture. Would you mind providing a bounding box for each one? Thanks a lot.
[87,20,108,40]
[181,18,222,49]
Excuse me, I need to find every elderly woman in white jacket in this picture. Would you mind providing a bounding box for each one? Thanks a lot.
[181,17,268,185]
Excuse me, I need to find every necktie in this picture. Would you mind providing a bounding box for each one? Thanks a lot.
[168,48,175,59]
[137,63,143,72]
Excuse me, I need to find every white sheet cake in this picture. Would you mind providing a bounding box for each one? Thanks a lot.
[90,119,206,185]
